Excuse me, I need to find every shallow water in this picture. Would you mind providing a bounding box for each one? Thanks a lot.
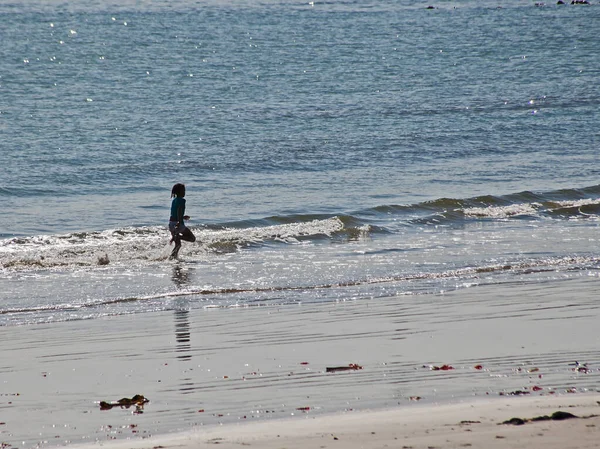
[3,186,600,325]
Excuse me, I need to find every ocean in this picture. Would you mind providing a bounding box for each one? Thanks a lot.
[1,0,600,446]
[2,0,600,325]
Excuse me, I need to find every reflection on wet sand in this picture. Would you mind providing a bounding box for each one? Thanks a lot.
[173,265,192,362]
[174,310,191,362]
[172,264,194,399]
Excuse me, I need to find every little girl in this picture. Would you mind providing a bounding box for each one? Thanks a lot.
[169,183,196,259]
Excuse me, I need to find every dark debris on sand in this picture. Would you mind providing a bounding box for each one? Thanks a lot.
[501,411,586,425]
[99,394,149,413]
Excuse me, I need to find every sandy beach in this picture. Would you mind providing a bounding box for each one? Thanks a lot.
[76,394,600,449]
[2,276,600,448]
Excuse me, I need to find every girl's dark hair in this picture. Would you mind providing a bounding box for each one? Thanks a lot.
[171,183,185,198]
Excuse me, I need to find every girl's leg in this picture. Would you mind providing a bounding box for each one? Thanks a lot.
[169,226,194,259]
[180,227,196,243]
[170,237,182,259]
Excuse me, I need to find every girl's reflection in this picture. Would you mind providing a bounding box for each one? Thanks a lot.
[172,264,192,362]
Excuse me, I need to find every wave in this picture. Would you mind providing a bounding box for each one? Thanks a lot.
[364,184,600,225]
[2,184,600,272]
[0,217,347,271]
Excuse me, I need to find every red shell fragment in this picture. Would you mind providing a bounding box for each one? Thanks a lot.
[430,364,454,371]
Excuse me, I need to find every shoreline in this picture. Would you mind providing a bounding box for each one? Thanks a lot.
[74,393,600,449]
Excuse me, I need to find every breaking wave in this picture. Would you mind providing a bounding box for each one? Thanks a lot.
[0,217,346,271]
[2,184,600,272]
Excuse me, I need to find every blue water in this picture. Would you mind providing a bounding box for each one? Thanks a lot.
[2,0,600,325]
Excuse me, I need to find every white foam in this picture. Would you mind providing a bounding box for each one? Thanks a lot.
[463,203,539,219]
[198,217,344,246]
[553,198,600,208]
[0,218,345,271]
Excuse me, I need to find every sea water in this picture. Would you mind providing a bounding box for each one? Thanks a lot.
[1,0,600,326]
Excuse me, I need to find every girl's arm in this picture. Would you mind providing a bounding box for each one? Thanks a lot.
[177,204,185,223]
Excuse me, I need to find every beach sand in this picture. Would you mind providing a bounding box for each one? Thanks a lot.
[1,276,600,448]
[76,394,600,449]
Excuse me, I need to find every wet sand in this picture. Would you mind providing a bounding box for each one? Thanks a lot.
[76,394,600,449]
[1,276,600,448]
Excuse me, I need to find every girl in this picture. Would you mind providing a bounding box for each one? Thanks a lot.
[169,183,196,259]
